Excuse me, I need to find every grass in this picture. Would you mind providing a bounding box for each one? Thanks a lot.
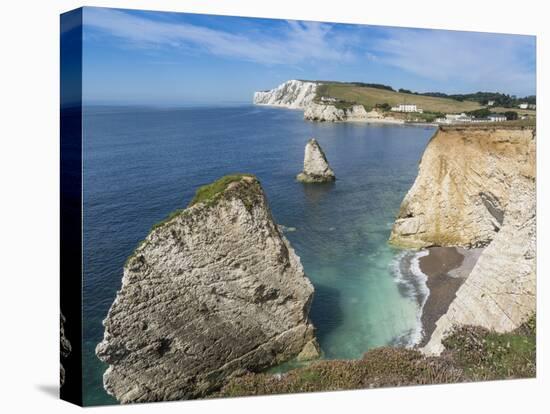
[217,314,535,397]
[150,208,186,231]
[125,174,258,268]
[442,314,536,380]
[331,101,361,110]
[491,106,536,117]
[439,118,536,130]
[188,174,256,207]
[150,173,256,231]
[316,82,483,113]
[217,348,462,397]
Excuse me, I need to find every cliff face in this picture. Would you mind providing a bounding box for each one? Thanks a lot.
[296,138,335,183]
[303,102,368,122]
[423,177,535,354]
[96,175,318,403]
[390,126,536,248]
[253,80,402,123]
[389,126,536,355]
[303,103,402,123]
[60,313,72,387]
[253,80,318,109]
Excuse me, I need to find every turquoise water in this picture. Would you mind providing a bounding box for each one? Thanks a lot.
[82,105,435,405]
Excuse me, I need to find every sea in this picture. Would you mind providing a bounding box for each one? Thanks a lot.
[82,104,436,405]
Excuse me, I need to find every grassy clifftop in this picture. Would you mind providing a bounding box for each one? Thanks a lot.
[316,82,483,113]
[189,174,256,207]
[126,174,259,265]
[217,315,535,397]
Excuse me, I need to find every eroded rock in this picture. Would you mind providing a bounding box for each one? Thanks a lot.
[303,102,369,122]
[388,125,536,354]
[253,80,318,109]
[60,313,72,387]
[296,139,336,183]
[423,177,536,355]
[390,126,535,248]
[96,174,317,403]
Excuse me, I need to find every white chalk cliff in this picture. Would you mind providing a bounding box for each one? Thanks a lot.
[423,177,535,355]
[96,175,318,403]
[253,80,318,109]
[303,102,369,122]
[390,126,536,355]
[253,80,403,123]
[296,139,336,183]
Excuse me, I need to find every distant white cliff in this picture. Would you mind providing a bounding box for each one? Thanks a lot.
[253,80,318,109]
[253,80,403,123]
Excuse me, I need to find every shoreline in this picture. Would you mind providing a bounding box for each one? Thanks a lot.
[253,103,438,127]
[417,246,484,347]
[253,102,305,111]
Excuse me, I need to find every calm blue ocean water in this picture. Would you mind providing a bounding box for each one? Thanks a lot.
[82,104,435,405]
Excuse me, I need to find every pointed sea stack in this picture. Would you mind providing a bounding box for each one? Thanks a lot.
[296,138,336,183]
[96,174,319,403]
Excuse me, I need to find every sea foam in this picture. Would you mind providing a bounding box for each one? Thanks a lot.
[390,249,430,347]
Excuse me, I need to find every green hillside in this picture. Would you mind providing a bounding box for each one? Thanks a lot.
[316,82,483,114]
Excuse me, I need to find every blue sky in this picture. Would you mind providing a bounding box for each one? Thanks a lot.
[81,7,536,105]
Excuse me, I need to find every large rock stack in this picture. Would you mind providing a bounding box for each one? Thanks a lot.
[97,174,318,403]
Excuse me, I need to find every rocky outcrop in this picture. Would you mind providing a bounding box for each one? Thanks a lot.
[303,102,368,122]
[390,126,536,248]
[96,174,318,403]
[423,177,535,354]
[253,80,403,124]
[60,313,72,387]
[253,80,317,109]
[303,102,402,123]
[389,125,536,355]
[296,139,336,183]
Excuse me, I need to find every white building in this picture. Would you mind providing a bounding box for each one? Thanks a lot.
[519,103,529,109]
[435,112,506,124]
[487,100,495,106]
[488,114,507,122]
[390,103,422,113]
[435,113,473,124]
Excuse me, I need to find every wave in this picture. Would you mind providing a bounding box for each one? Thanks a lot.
[390,249,430,348]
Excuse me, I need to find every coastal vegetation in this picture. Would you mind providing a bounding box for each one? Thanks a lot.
[503,111,519,121]
[217,314,535,397]
[315,82,483,113]
[492,106,536,117]
[442,314,536,381]
[255,80,536,124]
[188,173,256,207]
[417,91,535,107]
[310,81,536,109]
[127,174,258,265]
[466,107,492,118]
[393,110,446,123]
